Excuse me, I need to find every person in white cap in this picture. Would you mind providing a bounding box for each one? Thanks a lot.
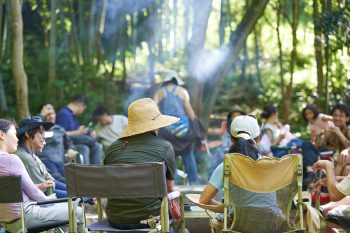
[154,70,200,185]
[199,115,263,206]
[104,98,179,229]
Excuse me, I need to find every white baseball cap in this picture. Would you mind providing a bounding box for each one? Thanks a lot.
[230,115,261,140]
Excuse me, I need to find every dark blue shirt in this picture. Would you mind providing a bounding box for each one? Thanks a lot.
[56,106,80,131]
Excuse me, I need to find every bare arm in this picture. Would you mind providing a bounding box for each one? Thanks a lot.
[321,114,333,122]
[199,184,221,206]
[313,160,345,201]
[166,179,174,193]
[266,129,283,146]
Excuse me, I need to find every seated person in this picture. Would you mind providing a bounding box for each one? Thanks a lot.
[304,104,350,184]
[56,94,102,164]
[92,104,128,147]
[0,119,83,232]
[313,159,350,233]
[259,104,301,158]
[302,104,334,145]
[104,98,178,229]
[209,106,246,176]
[15,116,67,198]
[199,115,282,232]
[37,103,80,182]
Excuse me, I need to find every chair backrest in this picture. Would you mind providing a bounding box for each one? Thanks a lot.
[65,162,167,198]
[223,153,303,233]
[0,176,23,203]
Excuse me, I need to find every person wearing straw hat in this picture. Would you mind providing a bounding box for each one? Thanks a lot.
[154,70,200,185]
[104,98,179,229]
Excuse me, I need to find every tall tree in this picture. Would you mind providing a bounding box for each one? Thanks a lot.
[313,0,325,109]
[48,0,57,101]
[187,0,270,126]
[10,0,29,117]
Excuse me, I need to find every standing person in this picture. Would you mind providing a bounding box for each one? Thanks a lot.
[15,116,68,198]
[0,119,83,232]
[104,98,178,229]
[154,70,200,185]
[37,103,80,182]
[92,104,128,147]
[56,94,102,164]
[302,104,334,145]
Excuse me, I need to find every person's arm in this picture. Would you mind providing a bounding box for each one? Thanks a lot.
[313,160,345,201]
[180,88,196,120]
[10,156,48,201]
[266,129,283,146]
[321,114,333,122]
[66,126,87,136]
[332,127,350,149]
[166,179,174,193]
[199,184,221,205]
[153,89,164,105]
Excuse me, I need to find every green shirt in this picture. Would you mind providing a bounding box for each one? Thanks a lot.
[15,146,54,186]
[104,132,176,225]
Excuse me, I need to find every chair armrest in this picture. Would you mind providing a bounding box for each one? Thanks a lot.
[34,197,77,205]
[168,191,181,201]
[185,193,224,213]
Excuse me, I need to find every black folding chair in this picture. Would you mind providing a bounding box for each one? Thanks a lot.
[0,176,69,233]
[65,162,186,233]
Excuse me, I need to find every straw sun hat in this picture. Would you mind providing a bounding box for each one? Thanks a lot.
[119,98,180,138]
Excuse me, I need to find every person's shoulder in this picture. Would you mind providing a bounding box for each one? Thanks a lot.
[113,115,128,121]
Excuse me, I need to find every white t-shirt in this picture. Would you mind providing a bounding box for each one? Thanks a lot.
[96,115,128,147]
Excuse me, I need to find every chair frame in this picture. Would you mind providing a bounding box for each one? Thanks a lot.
[65,163,185,233]
[221,153,305,233]
[0,176,68,233]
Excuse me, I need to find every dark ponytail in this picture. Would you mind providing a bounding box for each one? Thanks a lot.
[261,104,277,119]
[229,137,260,161]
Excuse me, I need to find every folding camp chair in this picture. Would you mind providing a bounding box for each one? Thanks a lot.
[0,176,69,233]
[221,153,305,233]
[64,162,186,233]
[187,153,305,233]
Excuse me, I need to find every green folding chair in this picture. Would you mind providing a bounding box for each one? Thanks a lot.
[0,176,69,233]
[65,162,185,233]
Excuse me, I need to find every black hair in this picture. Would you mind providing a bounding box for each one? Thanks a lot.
[302,104,320,122]
[162,78,178,86]
[261,104,277,119]
[18,127,41,145]
[70,94,89,106]
[228,137,260,161]
[226,109,246,132]
[0,119,16,133]
[92,104,110,119]
[331,104,350,117]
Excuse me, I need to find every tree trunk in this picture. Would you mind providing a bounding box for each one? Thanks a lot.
[202,0,269,125]
[313,0,325,109]
[0,71,8,115]
[254,27,263,88]
[282,0,298,123]
[10,0,29,118]
[276,0,285,101]
[48,0,57,100]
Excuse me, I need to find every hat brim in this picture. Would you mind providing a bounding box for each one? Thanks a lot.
[119,114,180,139]
[17,122,54,137]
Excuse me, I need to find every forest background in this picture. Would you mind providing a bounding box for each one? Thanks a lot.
[0,0,349,136]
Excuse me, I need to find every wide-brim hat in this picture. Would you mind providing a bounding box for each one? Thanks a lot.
[230,115,260,140]
[120,98,180,138]
[163,70,184,86]
[17,116,54,137]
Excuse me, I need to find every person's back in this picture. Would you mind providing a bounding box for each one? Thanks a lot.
[158,84,190,137]
[103,98,178,228]
[104,133,175,225]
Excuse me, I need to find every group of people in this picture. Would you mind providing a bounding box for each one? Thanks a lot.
[0,69,349,232]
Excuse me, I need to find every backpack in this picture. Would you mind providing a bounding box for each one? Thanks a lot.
[159,86,190,138]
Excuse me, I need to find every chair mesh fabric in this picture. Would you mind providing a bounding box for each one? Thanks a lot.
[230,182,297,233]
